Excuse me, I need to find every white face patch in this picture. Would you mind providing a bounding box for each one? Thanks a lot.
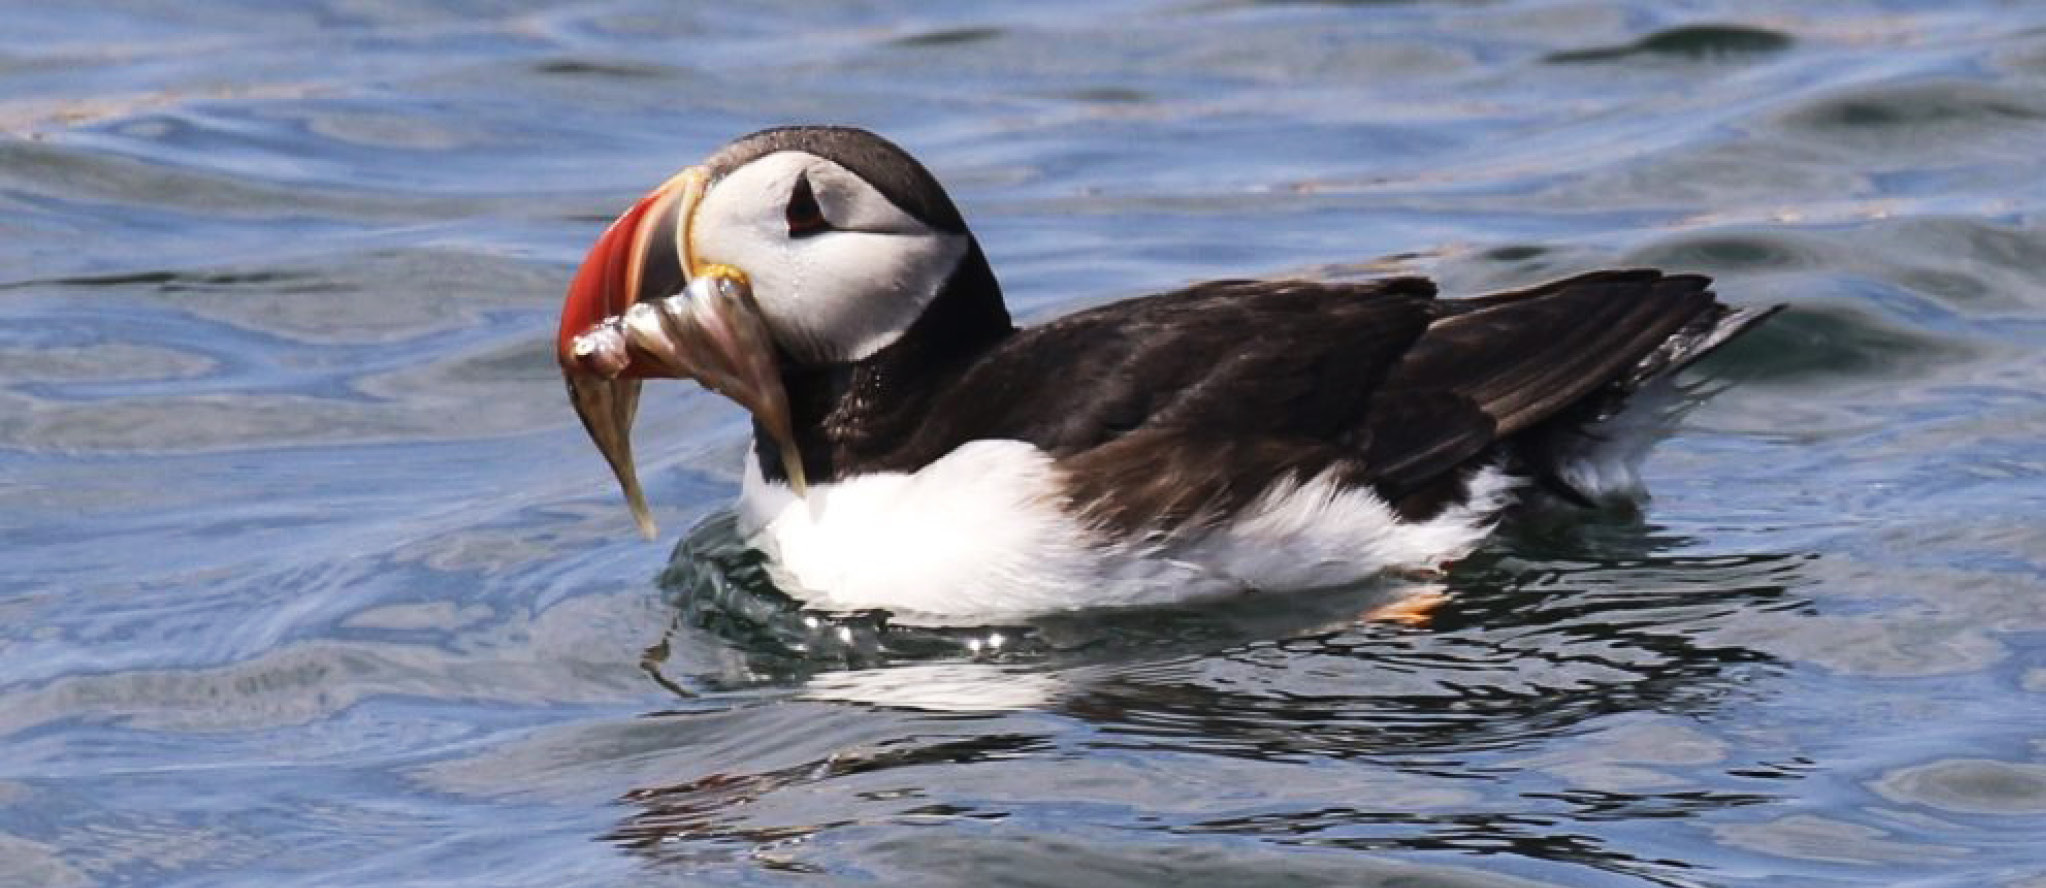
[688,151,970,364]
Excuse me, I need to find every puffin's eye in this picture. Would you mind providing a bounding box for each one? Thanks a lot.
[785,174,830,238]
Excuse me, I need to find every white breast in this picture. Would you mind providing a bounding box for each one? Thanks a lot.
[737,440,1111,617]
[735,439,1519,622]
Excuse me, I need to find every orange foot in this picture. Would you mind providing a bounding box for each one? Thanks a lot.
[1363,587,1449,627]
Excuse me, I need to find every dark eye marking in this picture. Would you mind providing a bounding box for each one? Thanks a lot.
[786,173,830,238]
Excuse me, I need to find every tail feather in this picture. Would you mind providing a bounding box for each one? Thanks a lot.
[1623,302,1784,397]
[1524,300,1783,506]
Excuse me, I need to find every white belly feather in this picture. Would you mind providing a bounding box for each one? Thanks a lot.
[736,439,1519,621]
[737,440,1106,617]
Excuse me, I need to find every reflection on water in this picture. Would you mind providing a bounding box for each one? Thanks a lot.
[5,0,2046,886]
[623,513,1808,885]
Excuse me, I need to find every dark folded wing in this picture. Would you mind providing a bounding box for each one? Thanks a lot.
[913,276,1440,458]
[1354,269,1720,499]
[895,278,1438,532]
[1396,270,1716,433]
[910,270,1727,533]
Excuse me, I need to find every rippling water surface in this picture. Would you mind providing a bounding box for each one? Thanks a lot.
[5,2,2046,885]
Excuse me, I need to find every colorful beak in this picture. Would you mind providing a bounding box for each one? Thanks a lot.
[558,168,806,539]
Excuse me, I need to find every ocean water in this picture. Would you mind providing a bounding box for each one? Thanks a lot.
[3,1,2045,885]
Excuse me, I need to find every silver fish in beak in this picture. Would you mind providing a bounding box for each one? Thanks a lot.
[557,168,805,539]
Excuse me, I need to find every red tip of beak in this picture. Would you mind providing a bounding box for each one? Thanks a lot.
[558,190,669,370]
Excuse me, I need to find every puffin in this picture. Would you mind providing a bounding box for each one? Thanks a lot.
[556,126,1777,619]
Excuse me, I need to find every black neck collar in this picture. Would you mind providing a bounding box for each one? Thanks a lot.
[753,240,1013,485]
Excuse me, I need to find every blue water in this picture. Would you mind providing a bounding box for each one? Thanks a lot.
[4,2,2046,885]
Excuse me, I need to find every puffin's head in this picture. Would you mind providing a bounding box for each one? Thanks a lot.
[557,126,976,536]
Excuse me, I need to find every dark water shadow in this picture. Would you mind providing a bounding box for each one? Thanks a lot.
[1546,24,1793,65]
[602,731,1046,868]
